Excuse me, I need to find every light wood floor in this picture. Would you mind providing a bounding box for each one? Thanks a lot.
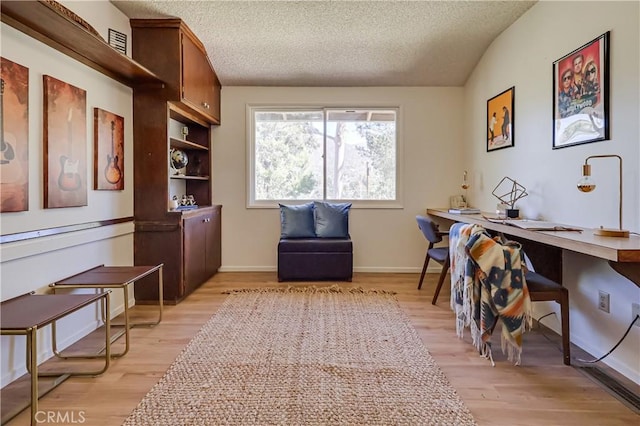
[3,272,639,425]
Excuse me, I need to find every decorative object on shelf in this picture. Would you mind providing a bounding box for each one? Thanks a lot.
[180,194,197,206]
[448,170,480,214]
[492,177,527,218]
[461,170,470,207]
[43,75,87,208]
[42,0,103,40]
[487,86,514,152]
[181,126,189,140]
[170,148,188,175]
[108,28,127,55]
[93,108,124,190]
[174,194,198,210]
[448,208,480,215]
[553,32,609,149]
[0,57,29,213]
[576,154,629,238]
[495,203,510,218]
[169,195,179,210]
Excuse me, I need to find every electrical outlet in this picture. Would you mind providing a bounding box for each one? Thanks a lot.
[598,290,610,313]
[632,303,640,327]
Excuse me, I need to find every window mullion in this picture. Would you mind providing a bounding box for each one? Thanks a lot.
[322,108,328,200]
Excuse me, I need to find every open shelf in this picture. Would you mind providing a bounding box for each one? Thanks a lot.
[169,137,208,151]
[170,175,209,181]
[1,0,163,88]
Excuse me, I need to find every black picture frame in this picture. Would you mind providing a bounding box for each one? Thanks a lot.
[552,32,610,149]
[487,86,514,152]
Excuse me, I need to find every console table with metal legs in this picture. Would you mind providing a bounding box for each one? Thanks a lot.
[0,291,112,426]
[49,264,163,358]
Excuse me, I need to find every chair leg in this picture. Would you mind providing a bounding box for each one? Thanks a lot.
[559,289,571,365]
[417,253,431,290]
[431,255,450,305]
[417,244,433,290]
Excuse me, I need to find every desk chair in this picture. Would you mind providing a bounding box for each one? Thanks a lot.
[416,215,450,305]
[524,271,571,365]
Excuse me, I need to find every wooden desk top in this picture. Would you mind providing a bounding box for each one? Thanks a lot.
[427,209,640,263]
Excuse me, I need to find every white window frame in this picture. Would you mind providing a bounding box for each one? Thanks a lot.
[246,104,403,209]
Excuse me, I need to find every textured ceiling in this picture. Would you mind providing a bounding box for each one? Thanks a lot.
[112,0,536,87]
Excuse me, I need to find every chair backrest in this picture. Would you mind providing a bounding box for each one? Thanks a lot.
[416,215,443,244]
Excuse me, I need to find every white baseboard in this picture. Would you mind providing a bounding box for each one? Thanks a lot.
[219,266,277,272]
[218,266,442,273]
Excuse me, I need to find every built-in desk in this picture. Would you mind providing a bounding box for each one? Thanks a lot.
[427,209,640,288]
[427,209,640,262]
[427,209,640,287]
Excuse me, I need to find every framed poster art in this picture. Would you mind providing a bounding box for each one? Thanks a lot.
[43,75,87,208]
[487,86,514,152]
[552,31,609,149]
[1,57,29,212]
[94,108,124,190]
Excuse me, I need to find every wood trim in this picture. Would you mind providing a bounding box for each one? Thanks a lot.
[134,221,181,232]
[0,217,133,244]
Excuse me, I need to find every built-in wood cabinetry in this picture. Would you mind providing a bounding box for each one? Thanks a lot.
[131,18,221,124]
[184,207,221,294]
[131,19,222,304]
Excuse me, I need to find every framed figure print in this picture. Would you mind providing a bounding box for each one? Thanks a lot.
[94,108,124,190]
[552,32,609,149]
[1,58,29,212]
[487,86,514,152]
[43,75,87,208]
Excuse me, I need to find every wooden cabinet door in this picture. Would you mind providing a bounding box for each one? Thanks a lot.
[183,215,206,294]
[205,207,222,276]
[211,73,221,123]
[181,34,216,120]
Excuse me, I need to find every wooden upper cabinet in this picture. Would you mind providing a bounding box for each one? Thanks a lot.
[131,19,221,124]
[182,34,220,120]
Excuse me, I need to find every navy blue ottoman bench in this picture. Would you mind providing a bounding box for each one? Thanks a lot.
[277,238,353,282]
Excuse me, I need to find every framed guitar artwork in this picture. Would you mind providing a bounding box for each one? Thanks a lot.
[43,75,87,208]
[94,108,124,190]
[0,57,29,212]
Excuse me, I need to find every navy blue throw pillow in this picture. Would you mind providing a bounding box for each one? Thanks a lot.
[314,201,351,238]
[279,202,316,238]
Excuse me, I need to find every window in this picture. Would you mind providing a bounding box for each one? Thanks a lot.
[248,106,401,207]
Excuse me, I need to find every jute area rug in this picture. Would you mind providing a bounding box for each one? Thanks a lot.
[124,287,476,425]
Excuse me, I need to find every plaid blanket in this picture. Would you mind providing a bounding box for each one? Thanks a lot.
[449,222,532,365]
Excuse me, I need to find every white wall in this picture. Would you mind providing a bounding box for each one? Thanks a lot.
[463,1,639,383]
[0,1,135,387]
[212,86,464,272]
